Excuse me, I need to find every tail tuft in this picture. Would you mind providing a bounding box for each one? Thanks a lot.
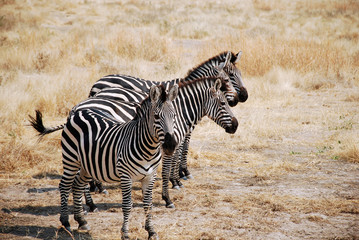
[28,110,65,139]
[28,110,47,136]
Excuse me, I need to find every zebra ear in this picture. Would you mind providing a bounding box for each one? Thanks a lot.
[234,51,242,64]
[150,85,162,102]
[214,78,222,92]
[167,84,178,101]
[218,51,232,70]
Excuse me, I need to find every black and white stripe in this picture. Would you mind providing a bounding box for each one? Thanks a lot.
[30,84,179,240]
[87,51,247,194]
[81,76,238,208]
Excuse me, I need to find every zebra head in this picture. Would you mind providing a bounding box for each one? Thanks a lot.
[149,84,179,155]
[218,51,248,106]
[206,78,238,134]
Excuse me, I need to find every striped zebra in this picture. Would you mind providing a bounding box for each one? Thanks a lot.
[78,76,238,209]
[29,84,179,240]
[88,51,247,189]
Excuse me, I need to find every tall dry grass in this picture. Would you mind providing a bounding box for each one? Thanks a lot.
[0,0,358,175]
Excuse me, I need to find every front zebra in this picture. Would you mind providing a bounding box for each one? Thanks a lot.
[80,76,238,208]
[88,51,247,186]
[29,84,179,240]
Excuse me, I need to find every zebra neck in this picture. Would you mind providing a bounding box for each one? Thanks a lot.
[176,83,207,128]
[184,57,224,81]
[123,109,161,155]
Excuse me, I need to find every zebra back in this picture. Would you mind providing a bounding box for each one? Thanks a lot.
[88,51,247,106]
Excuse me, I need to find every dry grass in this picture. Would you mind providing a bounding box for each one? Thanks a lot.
[0,0,358,239]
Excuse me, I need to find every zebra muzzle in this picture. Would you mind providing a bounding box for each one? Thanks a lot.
[225,117,238,134]
[162,132,178,155]
[238,87,248,103]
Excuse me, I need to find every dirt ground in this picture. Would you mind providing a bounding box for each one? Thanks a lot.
[1,88,358,240]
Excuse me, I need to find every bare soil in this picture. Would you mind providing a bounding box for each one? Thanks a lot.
[0,90,358,240]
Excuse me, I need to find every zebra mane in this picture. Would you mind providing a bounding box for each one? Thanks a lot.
[178,76,225,90]
[185,51,237,79]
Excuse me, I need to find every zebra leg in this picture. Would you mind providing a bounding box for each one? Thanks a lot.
[89,180,97,192]
[73,171,91,231]
[95,180,109,195]
[59,167,81,233]
[84,185,98,213]
[162,154,176,208]
[179,133,193,180]
[169,156,180,190]
[142,173,158,240]
[121,176,133,240]
[89,179,108,195]
[171,149,183,189]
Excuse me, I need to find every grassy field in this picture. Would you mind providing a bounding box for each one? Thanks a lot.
[0,0,358,239]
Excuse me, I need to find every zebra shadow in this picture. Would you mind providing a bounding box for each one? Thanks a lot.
[0,225,93,240]
[5,205,60,216]
[32,172,62,180]
[84,201,165,213]
[6,201,164,218]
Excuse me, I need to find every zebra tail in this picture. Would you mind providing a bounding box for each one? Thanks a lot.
[28,110,65,137]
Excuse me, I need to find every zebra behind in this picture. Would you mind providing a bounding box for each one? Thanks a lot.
[79,76,238,209]
[88,51,247,186]
[29,84,179,240]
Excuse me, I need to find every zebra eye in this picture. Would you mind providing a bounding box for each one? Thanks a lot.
[220,101,226,106]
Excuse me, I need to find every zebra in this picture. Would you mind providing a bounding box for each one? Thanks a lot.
[88,51,247,189]
[77,76,238,209]
[29,84,179,240]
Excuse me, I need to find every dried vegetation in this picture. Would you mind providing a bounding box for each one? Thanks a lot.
[0,0,358,239]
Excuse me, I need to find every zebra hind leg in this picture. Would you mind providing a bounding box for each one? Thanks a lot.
[84,185,98,213]
[59,168,80,233]
[73,172,91,231]
[95,180,109,195]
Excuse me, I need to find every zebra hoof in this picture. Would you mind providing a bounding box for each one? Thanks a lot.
[181,176,188,180]
[92,207,99,213]
[83,210,88,215]
[179,184,185,188]
[61,225,72,234]
[148,232,159,240]
[172,185,180,190]
[187,174,194,179]
[78,224,90,231]
[166,203,175,208]
[121,233,130,240]
[101,189,109,195]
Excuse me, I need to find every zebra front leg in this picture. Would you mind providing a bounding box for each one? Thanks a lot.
[73,172,91,231]
[179,133,193,180]
[170,147,182,189]
[161,154,175,208]
[142,174,158,240]
[121,176,133,240]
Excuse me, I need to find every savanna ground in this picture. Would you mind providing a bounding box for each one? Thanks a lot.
[0,0,359,239]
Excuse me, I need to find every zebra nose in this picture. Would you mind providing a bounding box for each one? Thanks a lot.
[228,95,239,107]
[162,132,178,155]
[225,117,238,134]
[238,87,248,103]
